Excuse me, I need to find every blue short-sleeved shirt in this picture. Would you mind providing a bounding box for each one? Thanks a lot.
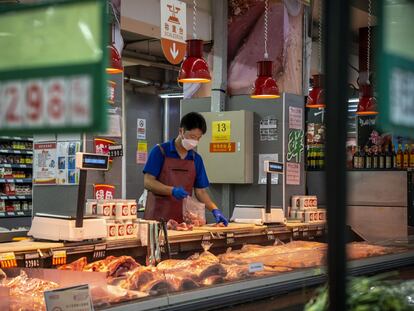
[143,139,210,189]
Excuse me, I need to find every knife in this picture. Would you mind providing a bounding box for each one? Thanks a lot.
[160,218,171,259]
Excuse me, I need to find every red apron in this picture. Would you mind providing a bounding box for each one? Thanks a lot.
[144,144,196,222]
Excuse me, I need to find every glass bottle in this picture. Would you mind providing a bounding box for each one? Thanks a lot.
[365,146,372,169]
[385,144,392,169]
[379,145,385,169]
[410,144,414,168]
[396,144,403,169]
[353,146,361,169]
[403,144,409,168]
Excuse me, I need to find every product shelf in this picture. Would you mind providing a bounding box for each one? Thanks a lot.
[0,178,32,184]
[0,136,33,142]
[0,149,33,155]
[0,195,32,200]
[0,164,33,169]
[0,211,32,218]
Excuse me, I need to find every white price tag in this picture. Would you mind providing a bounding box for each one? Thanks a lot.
[248,262,264,273]
[44,284,93,311]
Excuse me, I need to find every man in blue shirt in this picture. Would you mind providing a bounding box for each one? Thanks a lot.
[143,112,228,226]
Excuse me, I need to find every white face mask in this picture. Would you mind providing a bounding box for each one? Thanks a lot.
[181,136,199,150]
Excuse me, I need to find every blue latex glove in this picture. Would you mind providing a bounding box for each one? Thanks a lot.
[172,187,188,200]
[212,209,229,226]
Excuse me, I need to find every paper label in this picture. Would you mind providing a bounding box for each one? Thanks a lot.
[289,106,303,130]
[137,118,146,140]
[52,250,67,266]
[212,120,231,142]
[0,252,17,268]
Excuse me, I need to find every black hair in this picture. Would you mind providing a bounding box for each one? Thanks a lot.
[180,112,207,134]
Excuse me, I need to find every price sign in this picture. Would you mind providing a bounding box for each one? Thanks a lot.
[266,230,275,240]
[93,244,107,260]
[108,144,123,157]
[0,252,17,268]
[0,0,107,134]
[248,262,264,273]
[212,120,231,142]
[52,250,67,266]
[25,252,41,268]
[226,232,235,245]
[202,234,212,242]
[44,284,93,311]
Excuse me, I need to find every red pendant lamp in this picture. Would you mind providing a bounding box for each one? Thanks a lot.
[356,84,378,115]
[107,44,123,74]
[178,39,211,83]
[356,0,377,116]
[306,0,325,108]
[251,0,280,99]
[106,3,123,75]
[178,0,211,83]
[306,74,325,108]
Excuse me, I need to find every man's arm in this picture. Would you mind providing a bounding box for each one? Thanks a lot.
[194,188,217,211]
[144,173,173,196]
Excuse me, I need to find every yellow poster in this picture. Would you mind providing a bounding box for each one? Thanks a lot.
[212,120,231,142]
[137,141,148,153]
[137,141,148,165]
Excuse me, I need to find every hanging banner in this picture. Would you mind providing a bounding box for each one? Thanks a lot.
[160,0,187,64]
[33,142,57,184]
[94,184,115,200]
[0,0,108,134]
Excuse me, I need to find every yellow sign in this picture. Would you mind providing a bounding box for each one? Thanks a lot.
[52,250,67,266]
[137,141,148,153]
[212,120,231,142]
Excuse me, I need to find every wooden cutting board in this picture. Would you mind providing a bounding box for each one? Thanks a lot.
[199,223,258,232]
[0,240,64,253]
[167,228,209,238]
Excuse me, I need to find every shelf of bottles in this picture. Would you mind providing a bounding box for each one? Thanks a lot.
[351,143,414,170]
[306,123,325,171]
[0,137,33,217]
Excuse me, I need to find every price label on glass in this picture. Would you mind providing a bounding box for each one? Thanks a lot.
[93,244,107,260]
[25,252,41,268]
[0,252,17,268]
[52,250,67,266]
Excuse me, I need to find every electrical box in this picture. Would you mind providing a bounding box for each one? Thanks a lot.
[198,111,253,183]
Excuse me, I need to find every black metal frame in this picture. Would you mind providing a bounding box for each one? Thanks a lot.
[324,0,351,310]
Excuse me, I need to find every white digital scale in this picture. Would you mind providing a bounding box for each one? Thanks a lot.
[231,161,285,225]
[29,153,110,241]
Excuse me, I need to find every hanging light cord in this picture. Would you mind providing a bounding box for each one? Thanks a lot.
[367,0,372,83]
[193,0,197,39]
[264,0,269,59]
[318,0,322,73]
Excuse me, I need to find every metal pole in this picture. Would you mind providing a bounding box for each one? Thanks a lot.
[324,0,350,310]
[163,98,170,142]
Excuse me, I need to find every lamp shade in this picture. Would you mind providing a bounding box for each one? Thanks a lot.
[178,39,211,83]
[251,60,280,99]
[106,44,123,74]
[356,84,378,116]
[306,74,325,108]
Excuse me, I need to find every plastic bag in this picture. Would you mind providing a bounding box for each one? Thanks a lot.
[138,189,148,211]
[182,196,206,227]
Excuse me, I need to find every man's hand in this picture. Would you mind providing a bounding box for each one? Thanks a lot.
[172,187,189,200]
[212,209,229,226]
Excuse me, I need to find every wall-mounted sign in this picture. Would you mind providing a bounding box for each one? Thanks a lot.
[137,141,148,164]
[210,142,236,153]
[137,118,147,140]
[33,142,57,184]
[212,120,231,142]
[286,162,301,185]
[160,0,187,64]
[0,0,107,134]
[289,107,303,130]
[286,130,304,163]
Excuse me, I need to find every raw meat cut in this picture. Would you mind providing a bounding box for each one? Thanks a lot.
[347,242,399,260]
[106,256,140,278]
[120,266,160,291]
[57,256,87,271]
[164,273,199,291]
[202,275,225,286]
[167,219,194,231]
[84,256,117,272]
[139,279,175,296]
[223,264,252,281]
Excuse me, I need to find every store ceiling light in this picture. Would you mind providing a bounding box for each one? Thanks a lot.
[106,43,123,74]
[178,0,211,83]
[251,0,280,99]
[356,84,378,116]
